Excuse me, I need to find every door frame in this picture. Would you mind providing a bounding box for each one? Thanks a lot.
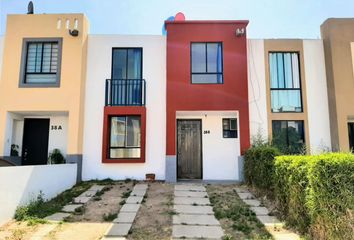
[176,119,203,180]
[21,118,50,165]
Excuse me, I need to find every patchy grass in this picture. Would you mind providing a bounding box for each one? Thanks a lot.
[103,212,117,222]
[14,181,93,222]
[207,184,272,240]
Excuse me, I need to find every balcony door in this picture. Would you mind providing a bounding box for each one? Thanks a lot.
[111,48,143,105]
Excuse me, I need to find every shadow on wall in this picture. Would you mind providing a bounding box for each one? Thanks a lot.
[0,163,77,226]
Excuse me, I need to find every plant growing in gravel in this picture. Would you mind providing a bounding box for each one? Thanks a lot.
[74,206,85,215]
[93,196,102,201]
[119,200,126,205]
[121,190,132,198]
[103,212,117,221]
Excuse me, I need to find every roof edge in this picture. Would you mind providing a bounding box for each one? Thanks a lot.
[165,20,249,26]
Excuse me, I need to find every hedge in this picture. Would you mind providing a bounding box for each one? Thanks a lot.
[275,153,354,239]
[244,145,280,194]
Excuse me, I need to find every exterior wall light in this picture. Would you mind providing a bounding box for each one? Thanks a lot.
[236,27,245,37]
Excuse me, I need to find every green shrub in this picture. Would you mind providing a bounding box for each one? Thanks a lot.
[244,145,280,194]
[274,153,354,239]
[49,149,65,164]
[306,153,354,240]
[274,156,311,233]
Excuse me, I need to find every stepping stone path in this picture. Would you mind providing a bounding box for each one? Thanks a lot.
[104,183,148,238]
[44,184,105,222]
[235,187,300,240]
[172,184,224,239]
[30,184,105,240]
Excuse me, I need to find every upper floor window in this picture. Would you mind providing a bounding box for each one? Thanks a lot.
[20,38,62,87]
[269,52,302,112]
[112,48,142,79]
[191,42,223,84]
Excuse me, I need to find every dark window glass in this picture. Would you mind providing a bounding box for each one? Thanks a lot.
[269,52,302,112]
[191,42,223,84]
[110,116,141,159]
[348,123,354,152]
[112,48,142,79]
[25,42,59,83]
[272,120,305,154]
[223,118,237,138]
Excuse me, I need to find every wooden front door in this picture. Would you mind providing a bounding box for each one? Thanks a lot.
[177,119,202,179]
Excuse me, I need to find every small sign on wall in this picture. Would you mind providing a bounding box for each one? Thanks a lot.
[203,130,210,134]
[51,125,63,130]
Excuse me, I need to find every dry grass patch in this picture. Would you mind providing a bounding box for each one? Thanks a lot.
[127,182,173,240]
[207,184,272,240]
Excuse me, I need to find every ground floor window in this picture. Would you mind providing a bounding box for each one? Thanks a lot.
[109,116,141,159]
[272,120,305,154]
[348,122,354,152]
[222,118,237,138]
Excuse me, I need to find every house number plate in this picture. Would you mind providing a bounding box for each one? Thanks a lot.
[203,130,210,134]
[51,125,63,130]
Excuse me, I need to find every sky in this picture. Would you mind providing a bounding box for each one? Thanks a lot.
[0,0,354,38]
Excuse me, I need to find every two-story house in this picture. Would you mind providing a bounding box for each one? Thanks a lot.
[0,12,353,182]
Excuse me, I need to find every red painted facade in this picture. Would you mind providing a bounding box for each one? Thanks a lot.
[102,106,146,163]
[165,21,250,155]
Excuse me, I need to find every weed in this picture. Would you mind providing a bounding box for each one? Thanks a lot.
[166,210,178,215]
[103,212,117,221]
[74,206,85,215]
[93,196,102,201]
[222,234,233,240]
[121,190,132,198]
[119,200,126,205]
[15,182,92,220]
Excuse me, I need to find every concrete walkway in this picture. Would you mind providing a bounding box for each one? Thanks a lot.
[235,187,300,240]
[172,184,224,239]
[103,184,148,239]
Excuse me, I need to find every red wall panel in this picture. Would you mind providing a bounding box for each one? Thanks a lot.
[166,21,250,155]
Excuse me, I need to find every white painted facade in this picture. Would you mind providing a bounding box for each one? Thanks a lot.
[176,111,241,181]
[0,164,77,226]
[247,39,268,142]
[3,112,68,158]
[82,35,166,180]
[303,40,332,153]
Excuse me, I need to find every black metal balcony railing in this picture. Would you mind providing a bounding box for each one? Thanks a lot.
[105,79,146,106]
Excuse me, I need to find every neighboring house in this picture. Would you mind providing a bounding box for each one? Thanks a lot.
[0,12,353,182]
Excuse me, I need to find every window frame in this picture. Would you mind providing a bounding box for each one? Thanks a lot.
[272,120,305,151]
[108,115,142,159]
[19,38,63,88]
[102,106,146,164]
[269,51,303,113]
[111,47,143,80]
[190,42,224,84]
[222,118,238,138]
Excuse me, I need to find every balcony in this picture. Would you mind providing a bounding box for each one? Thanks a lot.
[105,79,146,106]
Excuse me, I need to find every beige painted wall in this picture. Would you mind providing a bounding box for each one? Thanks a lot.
[0,14,88,156]
[0,36,4,85]
[321,19,354,151]
[264,40,310,150]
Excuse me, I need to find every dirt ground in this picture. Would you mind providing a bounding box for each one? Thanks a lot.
[127,182,174,240]
[207,184,272,240]
[0,220,39,240]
